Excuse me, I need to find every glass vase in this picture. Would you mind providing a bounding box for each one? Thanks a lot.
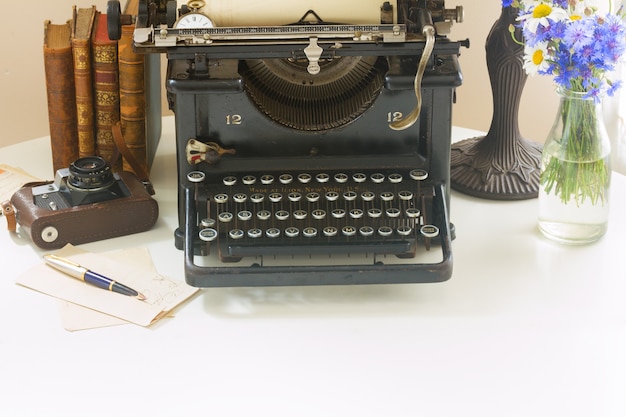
[538,89,612,244]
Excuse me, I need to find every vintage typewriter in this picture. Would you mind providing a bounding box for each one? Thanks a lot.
[107,0,467,287]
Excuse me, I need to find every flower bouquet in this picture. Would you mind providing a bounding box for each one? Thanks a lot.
[506,0,626,242]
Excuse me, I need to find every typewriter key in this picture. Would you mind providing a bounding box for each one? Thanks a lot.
[218,212,234,223]
[388,173,403,183]
[397,226,412,236]
[288,192,302,202]
[250,193,265,203]
[229,229,245,239]
[294,210,307,220]
[257,210,271,221]
[325,191,339,202]
[399,191,413,201]
[368,208,382,218]
[359,226,375,237]
[331,208,346,219]
[242,175,256,185]
[214,194,229,204]
[420,225,440,238]
[386,208,401,218]
[306,192,320,203]
[361,191,375,202]
[269,193,282,203]
[223,176,237,186]
[200,218,216,228]
[199,228,218,242]
[275,210,290,221]
[279,174,293,184]
[353,173,367,183]
[261,175,274,185]
[238,210,253,221]
[334,173,348,183]
[349,209,364,219]
[303,227,318,238]
[410,169,429,181]
[371,173,385,184]
[381,191,394,202]
[285,227,300,238]
[233,193,247,204]
[248,228,263,239]
[378,226,393,237]
[405,208,421,218]
[298,173,312,183]
[316,173,330,183]
[323,226,338,237]
[187,171,205,183]
[312,209,326,220]
[266,228,281,238]
[342,226,357,237]
[343,191,357,201]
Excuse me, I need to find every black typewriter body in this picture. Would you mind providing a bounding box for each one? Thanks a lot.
[108,0,467,287]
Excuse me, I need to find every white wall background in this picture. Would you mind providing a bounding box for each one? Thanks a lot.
[0,1,564,149]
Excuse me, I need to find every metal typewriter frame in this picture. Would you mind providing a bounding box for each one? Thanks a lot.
[108,0,466,287]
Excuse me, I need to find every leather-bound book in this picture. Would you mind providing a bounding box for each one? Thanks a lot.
[43,20,78,173]
[119,23,147,175]
[71,5,97,158]
[92,13,120,169]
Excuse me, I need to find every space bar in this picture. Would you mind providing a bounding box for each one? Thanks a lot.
[226,238,416,257]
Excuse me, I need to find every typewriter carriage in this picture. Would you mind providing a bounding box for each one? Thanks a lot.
[107,0,467,286]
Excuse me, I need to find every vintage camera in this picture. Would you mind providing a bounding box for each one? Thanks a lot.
[10,157,158,249]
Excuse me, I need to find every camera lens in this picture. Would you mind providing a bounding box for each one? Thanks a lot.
[67,156,115,190]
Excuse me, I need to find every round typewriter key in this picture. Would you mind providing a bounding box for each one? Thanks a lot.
[223,176,237,186]
[214,193,229,204]
[242,175,256,185]
[250,193,265,204]
[342,226,357,237]
[266,228,281,238]
[285,227,300,238]
[233,193,247,204]
[257,210,271,221]
[388,173,403,183]
[199,228,218,242]
[294,210,307,220]
[343,191,357,201]
[331,208,346,219]
[279,174,293,184]
[410,169,429,181]
[200,218,216,228]
[298,173,312,183]
[323,226,338,237]
[353,173,367,183]
[187,171,205,183]
[380,191,394,202]
[288,192,302,202]
[378,226,393,237]
[238,210,253,221]
[269,192,282,203]
[229,229,245,239]
[397,226,413,236]
[248,228,263,239]
[312,209,326,220]
[334,173,348,183]
[371,173,385,184]
[361,191,375,202]
[306,192,320,203]
[399,191,413,201]
[261,175,274,185]
[275,210,290,221]
[303,227,318,238]
[368,208,382,218]
[406,208,421,218]
[359,226,374,237]
[420,225,440,238]
[316,173,330,183]
[386,208,401,218]
[349,208,364,219]
[218,212,234,223]
[325,191,339,202]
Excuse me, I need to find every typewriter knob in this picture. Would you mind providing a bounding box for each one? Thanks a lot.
[106,1,132,40]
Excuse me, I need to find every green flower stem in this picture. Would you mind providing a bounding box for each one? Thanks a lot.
[539,91,610,207]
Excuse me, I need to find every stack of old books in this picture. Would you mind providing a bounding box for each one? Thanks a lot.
[43,3,151,176]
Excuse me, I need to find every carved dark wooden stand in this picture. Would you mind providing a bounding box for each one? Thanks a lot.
[451,6,542,200]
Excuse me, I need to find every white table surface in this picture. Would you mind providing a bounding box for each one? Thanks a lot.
[1,116,625,417]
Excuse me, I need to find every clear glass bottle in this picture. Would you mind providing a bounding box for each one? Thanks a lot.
[538,88,612,244]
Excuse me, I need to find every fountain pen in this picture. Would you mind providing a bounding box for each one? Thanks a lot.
[43,254,146,300]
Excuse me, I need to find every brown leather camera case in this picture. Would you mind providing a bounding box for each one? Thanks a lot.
[10,171,158,249]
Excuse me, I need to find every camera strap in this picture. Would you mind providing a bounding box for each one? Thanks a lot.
[1,200,16,232]
[111,122,155,195]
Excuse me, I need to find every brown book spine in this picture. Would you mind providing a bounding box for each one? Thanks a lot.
[119,23,147,174]
[92,13,120,168]
[71,6,97,158]
[43,20,78,173]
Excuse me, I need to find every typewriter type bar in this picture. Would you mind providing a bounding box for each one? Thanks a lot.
[109,0,466,287]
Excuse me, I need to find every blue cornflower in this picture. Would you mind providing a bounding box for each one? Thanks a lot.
[564,20,593,52]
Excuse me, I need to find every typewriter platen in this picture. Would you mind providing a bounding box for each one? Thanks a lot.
[108,0,467,287]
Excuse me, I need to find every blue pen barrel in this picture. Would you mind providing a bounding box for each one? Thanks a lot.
[84,270,139,297]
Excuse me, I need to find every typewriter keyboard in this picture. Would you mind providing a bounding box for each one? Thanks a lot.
[187,168,446,265]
